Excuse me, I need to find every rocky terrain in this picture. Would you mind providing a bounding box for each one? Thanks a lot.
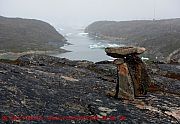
[85,19,180,63]
[0,16,67,59]
[0,54,179,123]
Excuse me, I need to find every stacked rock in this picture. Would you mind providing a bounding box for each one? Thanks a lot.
[105,47,151,99]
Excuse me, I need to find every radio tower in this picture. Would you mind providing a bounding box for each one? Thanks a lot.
[153,0,156,21]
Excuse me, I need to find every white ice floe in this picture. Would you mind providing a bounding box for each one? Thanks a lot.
[89,43,124,49]
[89,44,105,49]
[141,57,149,60]
[65,33,73,37]
[78,32,88,36]
[59,28,64,31]
[107,44,121,47]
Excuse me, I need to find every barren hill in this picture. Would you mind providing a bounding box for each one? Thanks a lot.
[85,19,180,63]
[0,16,67,54]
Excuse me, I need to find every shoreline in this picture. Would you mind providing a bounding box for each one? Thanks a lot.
[0,49,69,60]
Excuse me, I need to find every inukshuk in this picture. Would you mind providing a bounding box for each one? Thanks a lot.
[105,47,151,99]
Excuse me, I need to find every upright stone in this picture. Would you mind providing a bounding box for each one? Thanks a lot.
[105,46,150,99]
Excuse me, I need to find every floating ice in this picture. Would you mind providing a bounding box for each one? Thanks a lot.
[107,44,123,47]
[89,43,105,49]
[89,42,124,49]
[141,57,149,60]
[65,33,72,37]
[78,32,88,36]
[59,28,64,31]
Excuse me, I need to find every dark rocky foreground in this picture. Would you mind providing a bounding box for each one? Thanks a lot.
[0,54,179,124]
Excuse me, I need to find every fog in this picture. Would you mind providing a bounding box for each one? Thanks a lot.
[1,0,180,28]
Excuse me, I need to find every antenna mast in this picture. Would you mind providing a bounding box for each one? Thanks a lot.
[153,0,156,20]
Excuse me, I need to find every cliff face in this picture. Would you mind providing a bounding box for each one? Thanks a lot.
[85,19,180,63]
[0,16,67,53]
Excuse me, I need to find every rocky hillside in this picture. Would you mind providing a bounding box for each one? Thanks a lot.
[85,19,180,63]
[0,16,67,54]
[0,54,179,123]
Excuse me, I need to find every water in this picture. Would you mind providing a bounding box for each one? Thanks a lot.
[55,29,124,62]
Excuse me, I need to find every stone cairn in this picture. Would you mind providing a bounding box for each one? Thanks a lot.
[105,47,151,100]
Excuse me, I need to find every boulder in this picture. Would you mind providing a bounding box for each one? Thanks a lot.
[105,47,146,58]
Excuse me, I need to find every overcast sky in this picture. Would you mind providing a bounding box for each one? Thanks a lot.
[0,0,180,28]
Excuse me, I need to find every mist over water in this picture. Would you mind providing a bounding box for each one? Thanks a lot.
[1,0,180,28]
